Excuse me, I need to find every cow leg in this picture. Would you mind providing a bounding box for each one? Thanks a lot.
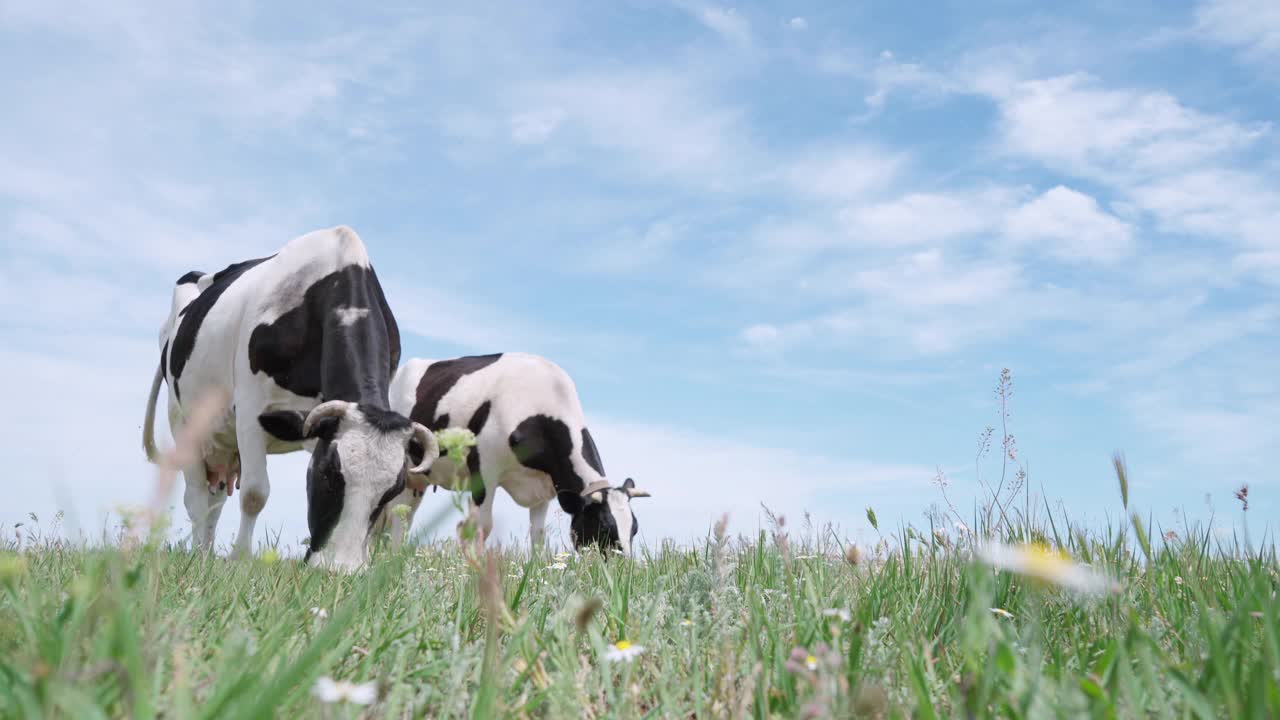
[465,492,495,544]
[231,419,270,559]
[182,462,214,550]
[203,473,229,545]
[528,500,549,552]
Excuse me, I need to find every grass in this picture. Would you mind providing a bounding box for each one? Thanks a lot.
[3,372,1275,717]
[1,497,1276,719]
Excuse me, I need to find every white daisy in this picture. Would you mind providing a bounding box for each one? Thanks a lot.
[979,542,1115,597]
[805,654,818,671]
[988,607,1014,620]
[605,640,645,663]
[309,607,329,620]
[546,562,568,571]
[312,677,377,705]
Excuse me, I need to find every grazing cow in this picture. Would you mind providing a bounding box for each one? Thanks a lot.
[380,353,650,553]
[141,226,438,572]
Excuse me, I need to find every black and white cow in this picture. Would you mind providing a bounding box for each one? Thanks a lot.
[141,226,438,572]
[380,353,650,553]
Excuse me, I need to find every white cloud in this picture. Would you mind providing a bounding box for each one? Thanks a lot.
[1195,0,1280,61]
[839,188,1019,246]
[584,219,685,273]
[1129,170,1280,250]
[740,323,780,347]
[994,73,1267,183]
[739,251,1030,355]
[788,17,807,31]
[1004,186,1135,264]
[518,70,752,187]
[381,279,533,353]
[849,250,1020,309]
[523,415,932,545]
[691,6,752,46]
[509,108,566,144]
[783,145,907,202]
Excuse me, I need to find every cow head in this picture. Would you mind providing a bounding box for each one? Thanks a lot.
[571,478,651,555]
[258,400,438,573]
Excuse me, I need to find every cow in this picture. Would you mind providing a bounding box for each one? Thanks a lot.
[141,226,438,572]
[379,353,651,554]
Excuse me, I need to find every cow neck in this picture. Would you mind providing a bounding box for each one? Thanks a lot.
[315,266,398,410]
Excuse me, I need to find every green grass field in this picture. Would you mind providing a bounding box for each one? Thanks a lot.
[2,486,1277,719]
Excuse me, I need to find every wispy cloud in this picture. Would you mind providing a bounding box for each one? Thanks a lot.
[686,5,753,47]
[1003,186,1135,264]
[1195,0,1280,62]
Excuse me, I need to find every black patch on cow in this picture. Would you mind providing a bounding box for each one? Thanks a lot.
[356,404,411,433]
[304,443,344,559]
[169,255,273,400]
[509,414,587,514]
[309,417,342,443]
[258,410,306,442]
[581,427,605,476]
[570,494,620,551]
[568,489,637,553]
[159,339,169,384]
[176,270,204,285]
[369,467,407,528]
[409,354,502,428]
[466,401,491,505]
[247,264,400,406]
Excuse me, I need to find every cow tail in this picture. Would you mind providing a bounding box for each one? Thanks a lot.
[142,362,164,463]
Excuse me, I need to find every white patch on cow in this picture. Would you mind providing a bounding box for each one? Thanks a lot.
[606,490,633,555]
[334,306,370,327]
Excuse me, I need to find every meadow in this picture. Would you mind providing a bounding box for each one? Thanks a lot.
[1,473,1276,719]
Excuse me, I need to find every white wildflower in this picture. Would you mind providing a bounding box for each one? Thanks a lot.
[605,640,645,663]
[979,542,1115,597]
[312,677,377,705]
[822,608,852,622]
[989,607,1014,620]
[546,562,567,571]
[679,618,694,627]
[309,607,329,620]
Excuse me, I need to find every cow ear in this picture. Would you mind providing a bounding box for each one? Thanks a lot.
[306,416,341,442]
[258,411,306,442]
[407,438,425,468]
[622,478,636,490]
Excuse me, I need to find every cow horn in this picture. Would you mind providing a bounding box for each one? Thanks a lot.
[303,400,352,437]
[626,487,651,499]
[581,480,611,498]
[408,422,438,475]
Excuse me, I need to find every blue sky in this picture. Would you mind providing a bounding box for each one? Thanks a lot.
[1,0,1275,550]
